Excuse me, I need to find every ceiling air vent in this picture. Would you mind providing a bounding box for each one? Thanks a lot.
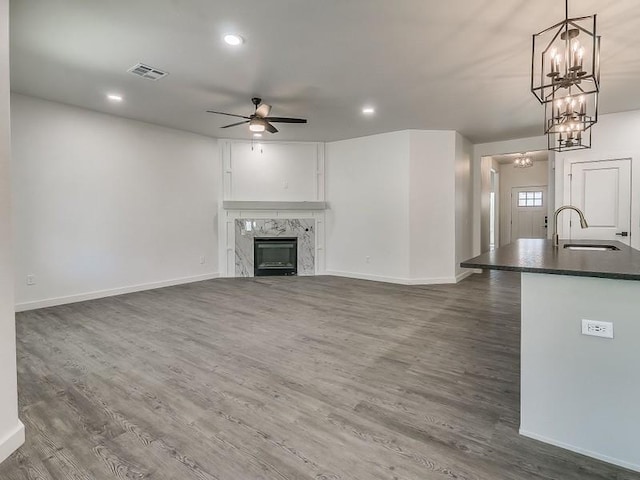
[127,63,168,81]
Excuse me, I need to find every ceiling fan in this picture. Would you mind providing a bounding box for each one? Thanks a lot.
[207,97,307,134]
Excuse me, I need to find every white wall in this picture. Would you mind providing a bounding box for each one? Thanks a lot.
[491,157,500,248]
[325,131,411,282]
[454,133,474,279]
[11,95,220,311]
[555,110,640,250]
[498,160,549,246]
[221,141,324,201]
[479,156,493,253]
[326,129,472,284]
[0,0,25,464]
[409,131,457,282]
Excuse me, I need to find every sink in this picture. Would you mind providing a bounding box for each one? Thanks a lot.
[563,244,620,251]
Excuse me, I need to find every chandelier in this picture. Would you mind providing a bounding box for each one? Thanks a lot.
[531,0,601,152]
[514,155,533,168]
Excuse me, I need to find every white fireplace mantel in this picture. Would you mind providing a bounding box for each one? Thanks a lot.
[222,201,327,211]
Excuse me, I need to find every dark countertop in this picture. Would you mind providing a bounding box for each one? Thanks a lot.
[461,239,640,281]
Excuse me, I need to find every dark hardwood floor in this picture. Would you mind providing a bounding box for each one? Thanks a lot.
[1,271,638,479]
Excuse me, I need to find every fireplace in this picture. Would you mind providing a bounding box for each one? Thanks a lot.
[254,237,298,276]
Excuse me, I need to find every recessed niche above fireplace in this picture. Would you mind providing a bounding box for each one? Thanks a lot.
[254,237,298,276]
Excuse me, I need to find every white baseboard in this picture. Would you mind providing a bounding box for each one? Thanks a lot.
[455,270,475,283]
[325,270,457,286]
[0,421,25,464]
[325,270,411,285]
[406,277,458,285]
[15,273,221,312]
[519,429,640,473]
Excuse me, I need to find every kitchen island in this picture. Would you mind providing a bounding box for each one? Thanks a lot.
[462,239,640,473]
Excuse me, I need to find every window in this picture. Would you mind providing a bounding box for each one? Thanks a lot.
[518,191,543,207]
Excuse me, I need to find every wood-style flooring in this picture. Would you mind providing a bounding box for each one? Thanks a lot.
[1,272,638,479]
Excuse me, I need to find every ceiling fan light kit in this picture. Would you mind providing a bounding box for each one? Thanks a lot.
[531,0,601,152]
[249,118,266,132]
[207,97,307,136]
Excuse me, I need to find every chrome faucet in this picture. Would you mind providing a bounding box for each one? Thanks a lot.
[553,205,589,247]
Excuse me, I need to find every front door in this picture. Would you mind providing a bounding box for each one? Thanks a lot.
[569,159,632,245]
[511,186,548,242]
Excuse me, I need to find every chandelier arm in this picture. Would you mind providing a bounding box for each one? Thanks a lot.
[542,27,565,54]
[567,19,597,36]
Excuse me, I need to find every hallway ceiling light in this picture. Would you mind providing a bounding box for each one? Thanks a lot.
[514,155,533,168]
[107,93,123,102]
[531,0,600,152]
[362,106,375,115]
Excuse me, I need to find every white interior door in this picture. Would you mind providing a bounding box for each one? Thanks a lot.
[570,159,631,244]
[511,186,548,242]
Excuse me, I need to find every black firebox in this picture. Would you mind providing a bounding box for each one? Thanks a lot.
[253,237,298,276]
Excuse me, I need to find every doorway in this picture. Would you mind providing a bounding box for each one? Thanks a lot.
[491,151,550,245]
[479,149,554,251]
[510,186,548,242]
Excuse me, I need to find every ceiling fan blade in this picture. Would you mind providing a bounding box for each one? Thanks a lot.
[221,120,250,129]
[206,110,251,120]
[265,122,278,134]
[256,103,272,118]
[263,117,307,124]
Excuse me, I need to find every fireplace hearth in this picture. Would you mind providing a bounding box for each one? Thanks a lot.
[254,237,298,276]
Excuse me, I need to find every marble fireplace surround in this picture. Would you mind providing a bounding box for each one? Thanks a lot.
[235,218,315,277]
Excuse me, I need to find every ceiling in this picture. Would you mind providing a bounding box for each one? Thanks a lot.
[9,0,640,143]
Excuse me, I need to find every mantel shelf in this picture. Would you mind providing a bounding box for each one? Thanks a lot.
[223,201,327,211]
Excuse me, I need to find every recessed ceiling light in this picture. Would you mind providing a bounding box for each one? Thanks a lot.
[224,34,244,46]
[107,94,123,102]
[362,106,375,115]
[253,133,262,138]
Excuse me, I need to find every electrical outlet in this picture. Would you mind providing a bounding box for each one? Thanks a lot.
[199,256,206,265]
[581,319,614,339]
[26,274,36,286]
[365,256,371,264]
